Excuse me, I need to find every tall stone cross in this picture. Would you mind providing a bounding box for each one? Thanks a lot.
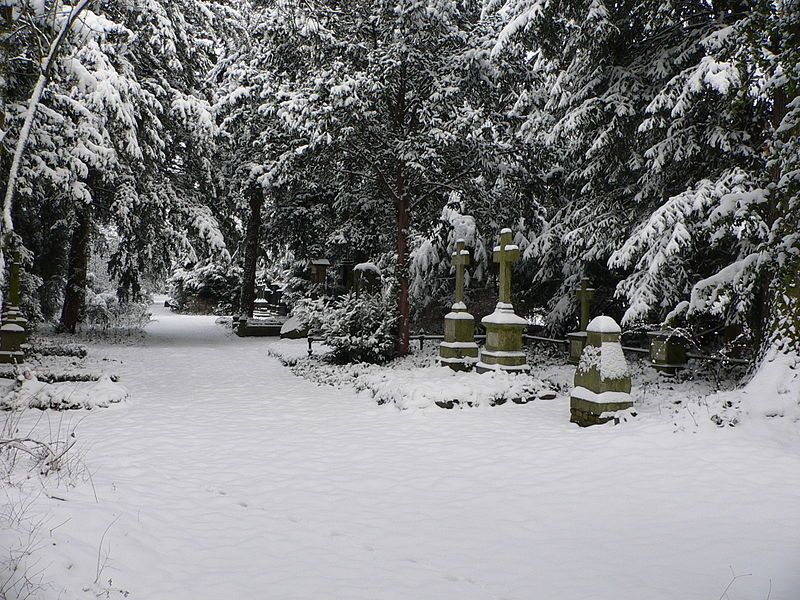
[452,239,470,307]
[493,228,520,306]
[576,277,595,331]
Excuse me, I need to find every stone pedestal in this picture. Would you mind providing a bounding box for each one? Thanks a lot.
[476,229,528,373]
[567,331,587,365]
[439,305,479,371]
[476,305,529,373]
[570,316,633,427]
[0,323,25,364]
[0,259,29,363]
[439,239,479,371]
[648,330,687,375]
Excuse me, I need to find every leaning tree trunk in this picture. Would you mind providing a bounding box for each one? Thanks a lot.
[60,208,91,333]
[238,185,264,318]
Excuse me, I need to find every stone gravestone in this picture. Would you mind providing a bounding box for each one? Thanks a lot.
[0,259,29,364]
[439,239,479,371]
[567,277,595,365]
[570,315,633,427]
[648,329,687,375]
[476,229,529,373]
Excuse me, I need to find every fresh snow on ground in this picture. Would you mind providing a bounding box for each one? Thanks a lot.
[3,301,800,600]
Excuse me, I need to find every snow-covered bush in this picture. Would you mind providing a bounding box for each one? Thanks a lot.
[83,291,151,332]
[293,292,397,364]
[169,260,242,314]
[409,200,489,313]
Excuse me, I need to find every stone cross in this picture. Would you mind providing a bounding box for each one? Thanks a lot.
[452,239,470,307]
[576,277,595,331]
[493,228,520,305]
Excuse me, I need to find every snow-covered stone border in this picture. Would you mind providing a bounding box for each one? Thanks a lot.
[0,375,128,411]
[268,340,555,410]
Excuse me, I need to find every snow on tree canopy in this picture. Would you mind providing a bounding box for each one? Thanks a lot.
[354,262,381,275]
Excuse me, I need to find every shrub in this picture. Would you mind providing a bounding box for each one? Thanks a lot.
[294,292,397,364]
[84,291,151,332]
[169,260,242,314]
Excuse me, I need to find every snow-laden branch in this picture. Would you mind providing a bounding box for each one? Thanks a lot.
[2,0,92,235]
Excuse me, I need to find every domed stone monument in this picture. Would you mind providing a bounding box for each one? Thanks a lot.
[570,315,633,426]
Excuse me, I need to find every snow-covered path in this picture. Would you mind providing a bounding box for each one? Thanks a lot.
[15,304,800,599]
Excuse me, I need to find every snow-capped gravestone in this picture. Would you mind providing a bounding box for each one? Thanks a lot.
[0,259,28,364]
[439,239,479,371]
[570,316,633,427]
[477,229,529,374]
[648,329,687,374]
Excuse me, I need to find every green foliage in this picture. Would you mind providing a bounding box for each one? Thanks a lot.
[83,291,152,333]
[294,293,397,364]
[169,260,242,315]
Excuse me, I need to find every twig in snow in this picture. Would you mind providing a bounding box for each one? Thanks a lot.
[94,516,120,585]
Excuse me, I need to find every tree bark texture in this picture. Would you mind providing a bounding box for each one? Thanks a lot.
[59,207,91,333]
[239,185,264,318]
[395,164,410,357]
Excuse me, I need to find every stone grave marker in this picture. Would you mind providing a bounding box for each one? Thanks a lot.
[570,315,633,427]
[477,228,529,373]
[0,259,28,364]
[439,239,479,371]
[648,329,687,375]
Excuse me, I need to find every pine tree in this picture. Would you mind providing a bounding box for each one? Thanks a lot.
[241,0,536,354]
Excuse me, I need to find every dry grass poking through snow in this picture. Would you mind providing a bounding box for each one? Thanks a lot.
[0,407,92,599]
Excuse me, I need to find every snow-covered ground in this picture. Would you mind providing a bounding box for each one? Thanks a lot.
[3,302,800,600]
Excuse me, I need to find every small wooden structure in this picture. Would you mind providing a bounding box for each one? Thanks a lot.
[309,259,330,286]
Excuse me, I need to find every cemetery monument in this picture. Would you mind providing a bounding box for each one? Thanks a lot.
[476,229,529,373]
[439,239,479,371]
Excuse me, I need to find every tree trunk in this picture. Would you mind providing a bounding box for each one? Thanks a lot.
[395,163,410,357]
[238,185,264,318]
[60,207,91,333]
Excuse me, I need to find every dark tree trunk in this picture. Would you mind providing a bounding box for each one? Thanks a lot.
[59,207,91,333]
[239,185,264,318]
[395,164,410,357]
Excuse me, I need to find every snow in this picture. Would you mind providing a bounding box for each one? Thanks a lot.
[481,307,528,326]
[354,262,381,274]
[571,385,632,405]
[5,303,800,600]
[439,341,479,349]
[0,374,127,410]
[279,315,301,335]
[444,310,474,320]
[587,315,621,334]
[359,367,549,410]
[600,342,630,380]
